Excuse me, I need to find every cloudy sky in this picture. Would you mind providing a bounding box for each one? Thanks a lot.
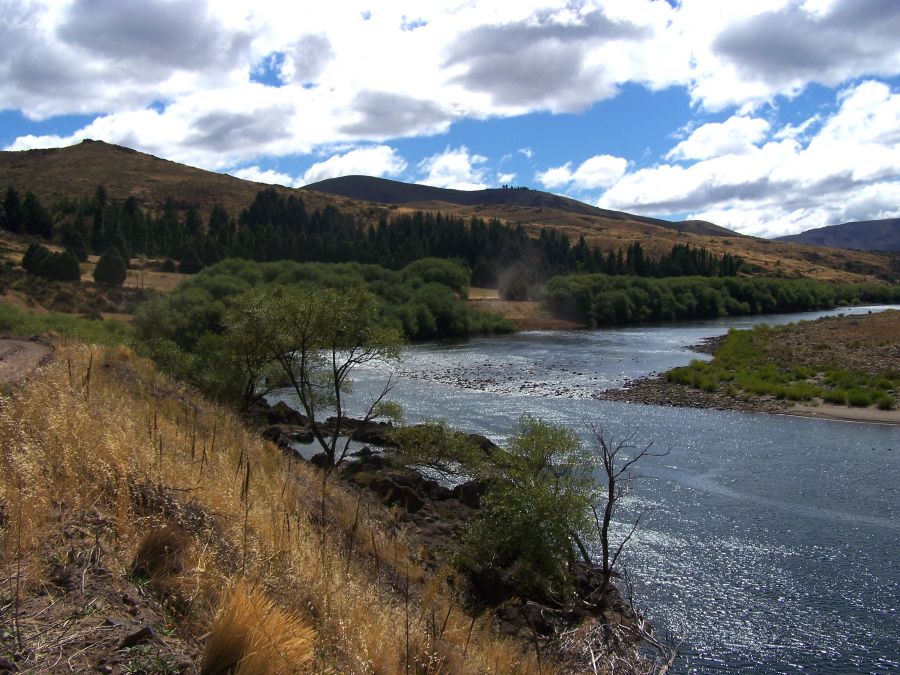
[1,0,898,237]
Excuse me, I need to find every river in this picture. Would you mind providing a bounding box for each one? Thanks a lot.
[272,305,899,673]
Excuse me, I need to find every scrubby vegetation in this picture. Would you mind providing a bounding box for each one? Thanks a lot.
[667,312,900,409]
[0,343,554,672]
[0,301,133,346]
[134,257,512,404]
[542,273,900,327]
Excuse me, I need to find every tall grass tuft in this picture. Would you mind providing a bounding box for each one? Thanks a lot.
[200,582,315,674]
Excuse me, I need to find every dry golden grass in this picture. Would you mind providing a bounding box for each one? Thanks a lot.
[201,582,315,674]
[0,342,552,673]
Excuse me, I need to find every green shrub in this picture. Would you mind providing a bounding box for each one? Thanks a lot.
[875,394,897,411]
[846,388,872,407]
[93,250,127,285]
[822,389,847,404]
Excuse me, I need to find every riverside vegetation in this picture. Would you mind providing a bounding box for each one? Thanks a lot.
[667,310,900,411]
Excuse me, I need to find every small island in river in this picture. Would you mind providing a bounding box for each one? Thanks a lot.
[597,309,900,424]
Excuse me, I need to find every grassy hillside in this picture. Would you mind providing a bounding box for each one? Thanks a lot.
[0,343,556,672]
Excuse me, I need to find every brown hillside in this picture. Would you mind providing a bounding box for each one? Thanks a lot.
[1,140,896,282]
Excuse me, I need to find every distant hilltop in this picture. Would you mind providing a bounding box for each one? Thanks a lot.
[776,218,900,252]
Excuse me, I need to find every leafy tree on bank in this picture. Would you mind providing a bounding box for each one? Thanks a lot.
[461,416,596,597]
[225,285,404,467]
[93,249,127,285]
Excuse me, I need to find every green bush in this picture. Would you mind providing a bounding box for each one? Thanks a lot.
[875,394,897,411]
[845,388,873,407]
[461,416,595,598]
[93,250,127,285]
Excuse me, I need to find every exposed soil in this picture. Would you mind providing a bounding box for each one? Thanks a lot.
[1,511,200,674]
[0,339,52,385]
[468,298,585,331]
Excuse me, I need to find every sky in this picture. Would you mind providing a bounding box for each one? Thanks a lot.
[1,0,898,238]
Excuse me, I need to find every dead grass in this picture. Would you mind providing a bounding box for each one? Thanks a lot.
[0,342,552,672]
[201,581,315,674]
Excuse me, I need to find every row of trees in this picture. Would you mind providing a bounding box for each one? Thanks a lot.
[542,273,900,326]
[4,184,742,291]
[2,186,52,238]
[21,243,127,284]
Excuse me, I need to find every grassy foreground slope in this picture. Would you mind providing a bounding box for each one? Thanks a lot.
[0,344,547,673]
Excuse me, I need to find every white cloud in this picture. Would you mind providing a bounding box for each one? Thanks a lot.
[497,172,517,185]
[518,147,533,159]
[230,166,298,186]
[666,116,770,161]
[418,146,488,190]
[536,154,628,191]
[300,145,407,185]
[599,80,900,237]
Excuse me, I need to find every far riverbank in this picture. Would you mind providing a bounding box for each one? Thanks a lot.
[596,312,900,425]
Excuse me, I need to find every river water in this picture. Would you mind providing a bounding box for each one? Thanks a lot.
[273,306,899,673]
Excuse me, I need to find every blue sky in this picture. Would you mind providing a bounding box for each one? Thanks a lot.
[1,0,898,237]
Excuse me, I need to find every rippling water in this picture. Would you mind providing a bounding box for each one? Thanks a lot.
[271,306,900,673]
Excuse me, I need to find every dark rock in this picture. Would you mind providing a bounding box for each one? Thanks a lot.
[289,428,315,444]
[370,477,425,513]
[466,565,517,606]
[351,421,396,447]
[351,446,375,458]
[386,485,425,513]
[270,401,307,426]
[0,658,19,672]
[119,625,157,649]
[452,479,489,509]
[309,452,332,468]
[423,480,453,501]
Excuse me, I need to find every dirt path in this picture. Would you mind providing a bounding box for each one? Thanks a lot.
[0,338,52,384]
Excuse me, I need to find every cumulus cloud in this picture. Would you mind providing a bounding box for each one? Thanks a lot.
[444,6,649,112]
[57,0,249,71]
[418,146,488,190]
[281,34,334,84]
[300,145,407,185]
[666,116,770,161]
[340,92,450,137]
[537,154,628,191]
[230,166,299,186]
[599,80,900,236]
[2,0,899,234]
[685,0,900,110]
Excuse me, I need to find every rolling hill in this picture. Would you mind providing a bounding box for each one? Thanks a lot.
[304,175,740,238]
[1,140,896,282]
[775,218,900,252]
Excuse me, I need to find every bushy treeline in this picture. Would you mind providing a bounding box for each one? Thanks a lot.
[21,243,81,282]
[135,257,511,402]
[542,273,900,326]
[2,186,53,238]
[5,184,740,291]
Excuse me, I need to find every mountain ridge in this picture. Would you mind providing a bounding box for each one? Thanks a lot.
[303,174,741,238]
[775,218,900,252]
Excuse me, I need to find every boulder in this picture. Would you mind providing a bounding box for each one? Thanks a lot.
[452,479,490,509]
[270,401,307,426]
